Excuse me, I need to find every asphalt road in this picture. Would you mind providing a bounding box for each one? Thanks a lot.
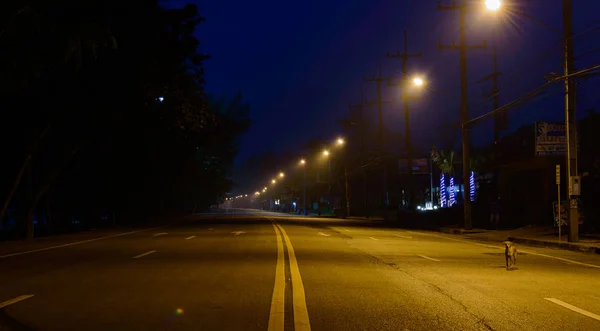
[1,211,599,330]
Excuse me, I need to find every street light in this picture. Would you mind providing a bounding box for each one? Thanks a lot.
[272,179,276,184]
[337,138,344,145]
[323,150,329,156]
[412,76,424,86]
[484,0,501,11]
[279,172,285,178]
[484,0,578,242]
[300,159,307,215]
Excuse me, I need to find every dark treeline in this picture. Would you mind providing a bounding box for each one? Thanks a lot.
[0,0,250,240]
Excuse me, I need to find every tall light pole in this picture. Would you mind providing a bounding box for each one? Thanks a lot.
[387,30,422,208]
[336,138,350,218]
[300,159,307,215]
[323,150,331,195]
[562,0,579,242]
[439,0,487,230]
[485,0,579,241]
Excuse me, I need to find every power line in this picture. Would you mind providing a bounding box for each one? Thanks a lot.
[463,61,600,127]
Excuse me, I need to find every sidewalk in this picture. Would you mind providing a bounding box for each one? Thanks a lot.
[437,225,600,254]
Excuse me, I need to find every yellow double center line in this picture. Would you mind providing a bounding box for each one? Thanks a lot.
[267,217,311,331]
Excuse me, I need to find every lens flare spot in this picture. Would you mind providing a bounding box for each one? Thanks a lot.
[175,308,184,315]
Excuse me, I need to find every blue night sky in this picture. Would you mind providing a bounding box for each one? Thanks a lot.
[167,0,600,164]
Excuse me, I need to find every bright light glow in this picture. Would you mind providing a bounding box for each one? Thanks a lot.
[279,172,284,177]
[158,96,165,102]
[244,194,248,197]
[300,159,306,165]
[440,174,447,208]
[323,150,329,156]
[434,205,439,210]
[417,206,422,210]
[337,138,344,145]
[272,179,276,184]
[485,0,501,11]
[449,177,456,206]
[255,191,260,195]
[262,189,266,192]
[413,77,424,86]
[264,187,267,190]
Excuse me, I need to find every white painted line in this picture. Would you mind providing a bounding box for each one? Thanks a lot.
[0,295,35,309]
[152,232,168,237]
[545,298,600,321]
[185,236,196,240]
[318,232,330,237]
[405,230,600,269]
[418,254,441,262]
[133,250,156,259]
[369,237,379,241]
[268,223,285,331]
[0,226,167,259]
[231,231,246,236]
[395,235,413,239]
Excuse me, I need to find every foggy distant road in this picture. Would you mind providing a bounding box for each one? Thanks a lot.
[1,212,599,330]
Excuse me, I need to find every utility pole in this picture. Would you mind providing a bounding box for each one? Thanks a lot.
[563,0,579,242]
[302,163,307,215]
[349,92,369,218]
[438,0,486,230]
[387,30,422,208]
[477,46,504,199]
[364,67,393,220]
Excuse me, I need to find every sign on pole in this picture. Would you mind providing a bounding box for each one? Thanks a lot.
[535,122,566,156]
[555,165,560,185]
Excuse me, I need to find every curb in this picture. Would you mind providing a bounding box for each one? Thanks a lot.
[435,227,486,235]
[508,236,600,255]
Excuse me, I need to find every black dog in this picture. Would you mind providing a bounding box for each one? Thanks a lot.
[503,241,517,270]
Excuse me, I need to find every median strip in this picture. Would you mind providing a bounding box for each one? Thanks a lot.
[267,223,286,331]
[133,250,156,259]
[0,295,34,309]
[267,217,311,331]
[544,298,600,321]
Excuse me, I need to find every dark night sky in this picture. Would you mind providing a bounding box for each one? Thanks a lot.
[167,0,600,165]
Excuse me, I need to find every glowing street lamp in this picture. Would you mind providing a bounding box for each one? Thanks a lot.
[323,150,329,156]
[279,172,285,178]
[300,159,306,165]
[272,179,276,184]
[484,0,501,11]
[413,76,424,86]
[264,187,267,191]
[337,138,344,145]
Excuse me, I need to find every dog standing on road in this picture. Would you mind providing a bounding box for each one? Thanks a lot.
[503,241,517,270]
